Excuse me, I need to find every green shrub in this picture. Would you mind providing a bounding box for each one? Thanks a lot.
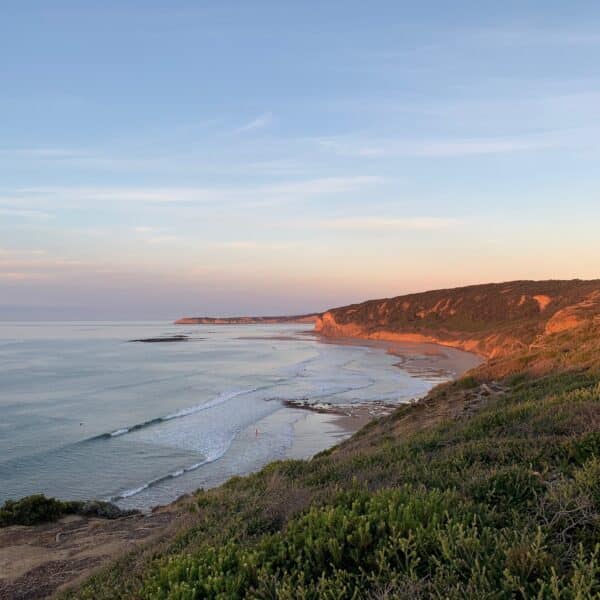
[572,432,600,465]
[471,466,545,511]
[0,494,82,526]
[575,458,600,508]
[0,495,136,527]
[457,375,479,389]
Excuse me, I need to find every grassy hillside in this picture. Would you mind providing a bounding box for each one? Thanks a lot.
[64,283,600,599]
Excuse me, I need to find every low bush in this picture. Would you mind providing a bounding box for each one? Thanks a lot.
[0,495,137,527]
[0,494,82,526]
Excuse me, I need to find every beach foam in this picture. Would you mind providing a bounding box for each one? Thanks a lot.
[96,389,258,442]
[112,434,235,500]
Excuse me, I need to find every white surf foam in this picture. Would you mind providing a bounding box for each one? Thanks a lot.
[112,433,235,501]
[110,428,129,437]
[163,388,257,420]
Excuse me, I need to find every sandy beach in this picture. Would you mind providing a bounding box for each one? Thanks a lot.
[313,333,483,376]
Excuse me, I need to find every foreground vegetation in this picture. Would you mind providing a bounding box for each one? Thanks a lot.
[0,495,83,527]
[57,322,600,598]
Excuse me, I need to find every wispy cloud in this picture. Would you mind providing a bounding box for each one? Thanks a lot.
[4,176,384,210]
[0,146,187,172]
[0,206,51,219]
[210,240,303,250]
[132,226,179,244]
[235,112,273,133]
[474,28,600,47]
[0,271,52,281]
[260,176,383,197]
[320,217,460,231]
[146,235,179,244]
[0,251,106,288]
[1,147,84,159]
[214,241,261,250]
[0,248,47,257]
[0,252,85,282]
[318,134,557,158]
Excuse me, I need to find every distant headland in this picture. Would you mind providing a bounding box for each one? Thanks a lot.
[174,313,318,325]
[176,279,600,361]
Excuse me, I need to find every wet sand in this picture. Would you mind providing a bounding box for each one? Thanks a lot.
[279,334,481,454]
[242,333,482,458]
[313,334,483,377]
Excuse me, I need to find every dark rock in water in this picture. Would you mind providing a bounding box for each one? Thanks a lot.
[79,500,139,519]
[130,335,189,343]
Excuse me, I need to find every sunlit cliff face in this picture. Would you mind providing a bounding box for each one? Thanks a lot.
[315,281,600,359]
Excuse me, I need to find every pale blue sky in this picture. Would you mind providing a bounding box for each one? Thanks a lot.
[1,2,600,319]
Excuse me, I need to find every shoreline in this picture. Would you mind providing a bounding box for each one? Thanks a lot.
[312,332,483,377]
[313,330,487,361]
[4,282,599,597]
[0,333,481,598]
[8,334,480,511]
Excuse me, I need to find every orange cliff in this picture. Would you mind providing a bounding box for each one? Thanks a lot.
[314,280,600,359]
[314,311,497,357]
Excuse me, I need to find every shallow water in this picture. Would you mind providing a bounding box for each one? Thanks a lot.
[0,322,478,509]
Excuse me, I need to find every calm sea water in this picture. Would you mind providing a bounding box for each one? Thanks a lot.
[0,322,477,509]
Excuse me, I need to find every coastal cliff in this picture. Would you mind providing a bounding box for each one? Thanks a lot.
[315,279,600,358]
[175,314,318,325]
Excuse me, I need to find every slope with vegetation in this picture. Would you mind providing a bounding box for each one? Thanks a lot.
[316,279,600,358]
[48,280,600,598]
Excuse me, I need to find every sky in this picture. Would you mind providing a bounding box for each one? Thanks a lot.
[1,1,600,319]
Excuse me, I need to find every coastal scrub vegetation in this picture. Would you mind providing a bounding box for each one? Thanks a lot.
[63,321,600,599]
[0,495,135,527]
[0,495,82,527]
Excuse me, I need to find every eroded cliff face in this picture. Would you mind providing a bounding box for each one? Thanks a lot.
[544,290,600,334]
[315,280,600,358]
[314,311,511,357]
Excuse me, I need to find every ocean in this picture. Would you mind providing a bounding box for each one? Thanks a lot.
[0,321,479,509]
